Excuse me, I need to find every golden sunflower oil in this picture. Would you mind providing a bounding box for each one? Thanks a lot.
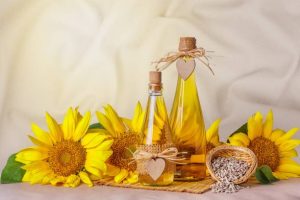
[170,37,207,181]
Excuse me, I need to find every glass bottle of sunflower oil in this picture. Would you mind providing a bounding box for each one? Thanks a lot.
[170,37,207,181]
[137,71,175,186]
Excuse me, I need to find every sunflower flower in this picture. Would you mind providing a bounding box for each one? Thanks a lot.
[228,110,300,179]
[96,102,145,184]
[16,108,113,187]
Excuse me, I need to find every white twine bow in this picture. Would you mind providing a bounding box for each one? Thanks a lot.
[152,48,214,75]
[132,147,186,164]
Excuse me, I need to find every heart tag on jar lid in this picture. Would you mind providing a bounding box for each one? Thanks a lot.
[176,58,196,80]
[145,158,166,181]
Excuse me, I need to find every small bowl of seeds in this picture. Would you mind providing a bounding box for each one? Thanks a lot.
[206,145,257,186]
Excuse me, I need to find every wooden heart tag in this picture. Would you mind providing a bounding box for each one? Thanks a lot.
[176,58,196,80]
[145,158,166,181]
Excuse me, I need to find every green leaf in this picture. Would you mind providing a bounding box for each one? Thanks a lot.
[227,122,248,142]
[255,165,278,184]
[1,153,26,184]
[89,123,104,130]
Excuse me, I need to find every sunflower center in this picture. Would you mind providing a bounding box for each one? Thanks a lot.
[248,136,280,171]
[109,133,138,171]
[48,140,86,176]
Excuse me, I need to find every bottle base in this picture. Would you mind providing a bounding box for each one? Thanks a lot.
[174,163,206,181]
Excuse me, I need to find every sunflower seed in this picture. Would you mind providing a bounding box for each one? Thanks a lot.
[211,157,250,193]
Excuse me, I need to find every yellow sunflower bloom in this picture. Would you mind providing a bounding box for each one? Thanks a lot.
[206,119,222,152]
[228,110,300,179]
[16,108,113,187]
[96,102,145,184]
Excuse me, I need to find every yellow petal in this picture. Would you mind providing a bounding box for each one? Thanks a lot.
[73,112,91,142]
[81,132,100,146]
[64,175,81,188]
[277,163,300,175]
[85,157,108,172]
[156,99,167,121]
[22,171,32,182]
[248,112,263,140]
[62,108,75,140]
[104,105,126,135]
[31,123,53,146]
[228,139,245,147]
[229,132,250,147]
[86,139,113,151]
[206,119,221,142]
[81,129,108,146]
[262,110,273,138]
[270,129,285,142]
[28,135,51,148]
[280,149,298,158]
[279,158,299,165]
[46,112,63,143]
[85,166,102,177]
[16,148,48,163]
[254,112,263,121]
[273,172,300,179]
[72,107,83,125]
[136,111,145,133]
[86,150,113,162]
[114,169,128,183]
[275,128,299,145]
[131,102,143,132]
[81,132,108,148]
[50,176,66,186]
[154,112,164,130]
[210,136,222,147]
[279,139,300,152]
[124,171,138,184]
[96,111,116,136]
[82,134,108,149]
[272,171,289,179]
[89,174,103,181]
[22,160,49,171]
[41,173,55,185]
[79,171,93,187]
[85,160,107,172]
[122,118,133,131]
[30,169,52,185]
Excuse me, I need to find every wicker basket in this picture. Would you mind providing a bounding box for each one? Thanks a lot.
[206,145,258,184]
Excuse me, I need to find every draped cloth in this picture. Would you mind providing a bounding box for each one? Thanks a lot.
[0,0,300,199]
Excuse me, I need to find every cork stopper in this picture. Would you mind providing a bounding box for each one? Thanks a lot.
[149,71,162,91]
[178,37,196,51]
[149,71,161,84]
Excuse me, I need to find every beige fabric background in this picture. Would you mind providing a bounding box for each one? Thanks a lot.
[0,0,300,199]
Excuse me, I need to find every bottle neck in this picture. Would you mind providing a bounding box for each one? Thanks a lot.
[148,84,162,96]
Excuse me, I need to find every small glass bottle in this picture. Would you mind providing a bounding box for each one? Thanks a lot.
[137,71,175,186]
[170,37,207,181]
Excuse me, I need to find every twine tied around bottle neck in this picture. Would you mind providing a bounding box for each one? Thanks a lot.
[132,147,186,164]
[152,38,214,75]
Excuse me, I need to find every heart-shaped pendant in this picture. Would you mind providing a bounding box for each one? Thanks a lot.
[176,58,196,80]
[145,158,166,181]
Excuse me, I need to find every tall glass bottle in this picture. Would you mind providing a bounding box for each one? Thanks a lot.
[170,37,207,181]
[137,71,175,186]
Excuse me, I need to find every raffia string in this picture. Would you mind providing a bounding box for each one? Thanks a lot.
[152,47,214,75]
[132,147,186,164]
